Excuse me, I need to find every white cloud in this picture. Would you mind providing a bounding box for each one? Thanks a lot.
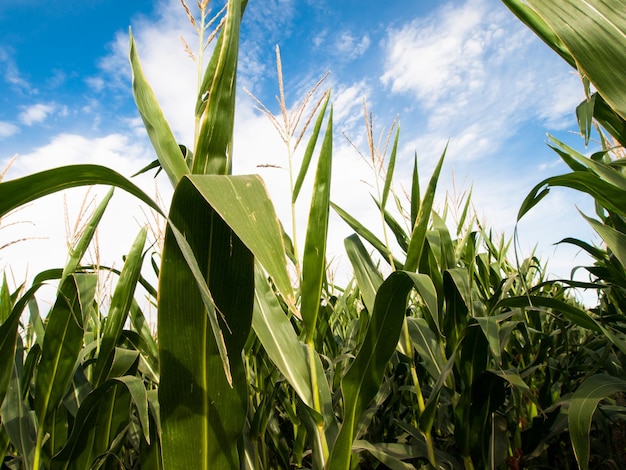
[19,103,56,126]
[380,0,582,163]
[1,131,166,309]
[7,132,151,177]
[333,80,371,131]
[0,121,19,139]
[335,31,371,61]
[0,47,31,92]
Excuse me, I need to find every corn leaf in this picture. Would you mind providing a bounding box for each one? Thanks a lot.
[35,274,96,434]
[405,146,446,272]
[344,234,383,314]
[50,378,147,469]
[186,174,295,308]
[518,171,626,221]
[410,154,420,229]
[526,0,626,121]
[474,313,515,365]
[582,212,626,268]
[61,188,114,284]
[252,265,315,410]
[332,202,403,269]
[0,164,163,218]
[568,374,626,470]
[2,345,36,469]
[407,317,446,380]
[0,299,21,409]
[293,93,330,203]
[301,108,333,342]
[353,440,416,470]
[129,31,189,186]
[495,295,601,332]
[592,92,626,146]
[93,227,147,386]
[500,0,576,68]
[381,125,400,210]
[158,175,255,469]
[328,271,419,469]
[193,0,243,175]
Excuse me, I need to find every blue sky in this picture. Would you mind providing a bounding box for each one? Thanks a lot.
[0,0,599,303]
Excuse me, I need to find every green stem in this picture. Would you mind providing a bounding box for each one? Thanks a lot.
[33,428,44,470]
[307,340,328,464]
[403,319,425,414]
[402,319,437,466]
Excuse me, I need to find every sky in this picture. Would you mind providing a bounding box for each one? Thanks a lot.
[0,0,601,306]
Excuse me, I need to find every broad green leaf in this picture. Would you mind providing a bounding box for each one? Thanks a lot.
[490,369,541,412]
[582,212,626,268]
[93,227,147,386]
[527,0,626,121]
[332,202,403,269]
[61,188,113,284]
[474,312,515,364]
[107,347,140,378]
[0,306,20,408]
[568,374,626,470]
[0,275,11,324]
[344,234,383,314]
[0,164,163,219]
[518,171,626,221]
[328,271,416,469]
[301,108,333,342]
[381,125,400,210]
[2,345,36,470]
[293,93,330,203]
[593,92,626,146]
[50,379,137,469]
[420,348,458,437]
[372,197,410,253]
[410,154,420,229]
[193,0,243,175]
[353,440,415,470]
[432,211,456,270]
[128,300,159,381]
[501,0,575,68]
[576,94,596,146]
[252,265,314,410]
[494,295,601,332]
[159,176,254,469]
[446,268,473,316]
[185,174,295,309]
[393,420,463,469]
[34,274,96,451]
[547,135,626,190]
[598,323,626,356]
[405,146,446,272]
[0,427,9,464]
[252,268,336,450]
[406,317,446,380]
[129,31,189,186]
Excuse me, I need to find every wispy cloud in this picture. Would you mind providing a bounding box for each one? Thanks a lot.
[0,47,31,93]
[334,31,371,61]
[0,121,19,139]
[18,103,55,125]
[380,0,582,163]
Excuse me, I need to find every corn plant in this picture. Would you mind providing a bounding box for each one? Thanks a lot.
[505,0,626,468]
[2,0,626,469]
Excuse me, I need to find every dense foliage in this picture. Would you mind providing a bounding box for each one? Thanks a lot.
[1,0,626,468]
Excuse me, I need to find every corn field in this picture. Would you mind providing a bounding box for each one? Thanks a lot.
[2,0,626,468]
